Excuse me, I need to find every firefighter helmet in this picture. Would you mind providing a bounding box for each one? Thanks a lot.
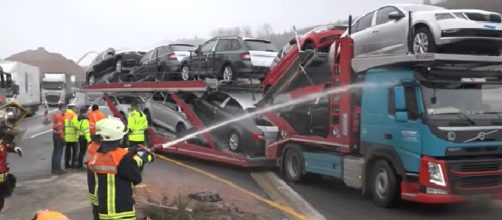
[95,117,127,141]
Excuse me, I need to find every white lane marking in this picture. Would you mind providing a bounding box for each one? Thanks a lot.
[29,129,52,139]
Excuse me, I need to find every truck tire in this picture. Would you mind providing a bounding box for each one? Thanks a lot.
[283,144,306,182]
[369,160,400,208]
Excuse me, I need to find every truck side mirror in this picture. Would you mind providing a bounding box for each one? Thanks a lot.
[394,86,408,122]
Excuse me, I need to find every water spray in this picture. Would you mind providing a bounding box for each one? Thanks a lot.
[161,83,370,149]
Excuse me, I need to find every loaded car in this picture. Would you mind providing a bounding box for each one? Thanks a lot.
[263,24,346,92]
[346,4,502,56]
[180,36,277,81]
[192,90,277,156]
[143,92,194,135]
[86,48,145,85]
[128,44,196,82]
[94,95,145,122]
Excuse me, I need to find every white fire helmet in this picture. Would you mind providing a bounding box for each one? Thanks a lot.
[95,117,128,141]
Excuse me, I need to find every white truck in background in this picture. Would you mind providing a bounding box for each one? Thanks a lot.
[0,60,41,115]
[41,72,74,106]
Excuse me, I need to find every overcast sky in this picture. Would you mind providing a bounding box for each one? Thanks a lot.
[1,0,423,65]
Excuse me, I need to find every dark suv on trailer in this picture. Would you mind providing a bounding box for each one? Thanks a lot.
[86,48,145,85]
[128,44,196,81]
[180,36,277,81]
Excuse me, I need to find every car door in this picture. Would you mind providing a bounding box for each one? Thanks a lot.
[92,52,106,77]
[374,6,409,54]
[149,92,166,125]
[148,47,162,76]
[199,39,218,76]
[351,11,376,56]
[161,95,181,131]
[134,51,152,78]
[213,39,231,76]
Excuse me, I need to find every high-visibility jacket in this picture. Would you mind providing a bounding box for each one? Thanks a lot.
[0,141,15,183]
[78,116,91,143]
[127,110,148,142]
[64,109,79,143]
[89,110,106,135]
[52,112,65,140]
[86,142,153,220]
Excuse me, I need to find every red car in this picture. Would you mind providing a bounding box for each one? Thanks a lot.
[262,24,347,92]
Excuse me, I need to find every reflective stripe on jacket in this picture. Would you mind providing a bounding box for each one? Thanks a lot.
[127,110,148,142]
[64,109,79,142]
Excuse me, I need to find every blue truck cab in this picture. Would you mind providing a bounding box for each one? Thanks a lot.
[359,65,502,206]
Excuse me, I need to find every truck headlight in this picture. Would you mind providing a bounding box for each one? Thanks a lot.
[428,161,446,187]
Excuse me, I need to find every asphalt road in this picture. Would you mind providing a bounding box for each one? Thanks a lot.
[289,177,502,220]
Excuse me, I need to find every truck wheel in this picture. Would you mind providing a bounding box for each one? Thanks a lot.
[369,160,400,208]
[283,144,306,182]
[410,27,437,54]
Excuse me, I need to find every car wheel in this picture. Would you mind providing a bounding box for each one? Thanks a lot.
[116,59,123,73]
[227,131,241,152]
[175,123,187,137]
[87,73,95,85]
[370,160,400,208]
[181,65,191,81]
[283,144,305,182]
[302,42,315,51]
[222,65,234,81]
[410,27,437,54]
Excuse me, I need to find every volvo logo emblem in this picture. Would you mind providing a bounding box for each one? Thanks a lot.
[447,132,456,141]
[464,130,498,143]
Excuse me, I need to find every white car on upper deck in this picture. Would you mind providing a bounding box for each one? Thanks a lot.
[345,4,502,56]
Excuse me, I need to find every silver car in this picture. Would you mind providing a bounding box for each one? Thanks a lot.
[346,4,502,56]
[143,92,193,134]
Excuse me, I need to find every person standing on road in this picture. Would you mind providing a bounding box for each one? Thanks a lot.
[76,107,91,169]
[0,112,23,212]
[64,103,79,169]
[127,101,148,151]
[51,103,66,174]
[88,104,105,136]
[86,118,154,220]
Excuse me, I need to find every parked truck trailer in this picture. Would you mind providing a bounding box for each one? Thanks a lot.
[0,61,41,115]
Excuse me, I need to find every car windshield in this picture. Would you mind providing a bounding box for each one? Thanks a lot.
[421,82,502,116]
[171,45,196,51]
[42,81,64,90]
[116,96,143,104]
[244,40,277,52]
[401,5,444,12]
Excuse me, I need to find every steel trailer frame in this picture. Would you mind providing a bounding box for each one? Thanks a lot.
[82,80,273,167]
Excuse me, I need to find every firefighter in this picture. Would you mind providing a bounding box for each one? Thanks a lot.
[87,118,154,220]
[88,104,105,135]
[77,107,91,169]
[127,100,148,151]
[0,112,22,212]
[64,103,79,169]
[51,103,66,174]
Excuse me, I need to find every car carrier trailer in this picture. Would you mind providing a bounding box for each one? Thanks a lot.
[259,37,502,207]
[81,36,502,207]
[82,80,274,167]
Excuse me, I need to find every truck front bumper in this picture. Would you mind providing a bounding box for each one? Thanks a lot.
[401,181,502,203]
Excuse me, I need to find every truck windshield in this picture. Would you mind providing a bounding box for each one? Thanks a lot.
[42,82,64,90]
[421,82,502,116]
